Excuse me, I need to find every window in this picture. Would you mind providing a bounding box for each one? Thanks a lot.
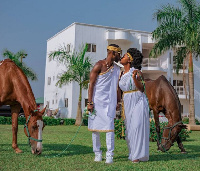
[65,98,68,108]
[53,76,55,81]
[85,99,88,107]
[56,99,57,104]
[92,44,96,52]
[169,52,172,64]
[173,80,176,86]
[67,44,70,52]
[52,100,54,104]
[173,80,183,86]
[87,44,91,52]
[48,77,51,85]
[177,80,183,86]
[181,105,183,114]
[87,43,96,52]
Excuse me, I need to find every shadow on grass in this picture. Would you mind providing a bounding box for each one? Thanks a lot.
[150,145,200,162]
[42,144,94,156]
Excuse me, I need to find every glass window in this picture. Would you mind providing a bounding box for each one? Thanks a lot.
[67,44,70,52]
[48,77,51,85]
[92,44,96,52]
[169,52,172,64]
[87,44,91,52]
[173,80,176,86]
[85,99,88,107]
[177,80,183,86]
[65,98,68,108]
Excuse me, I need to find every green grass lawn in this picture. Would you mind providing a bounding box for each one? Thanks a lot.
[0,125,200,171]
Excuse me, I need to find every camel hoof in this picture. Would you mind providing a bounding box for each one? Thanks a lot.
[15,148,23,153]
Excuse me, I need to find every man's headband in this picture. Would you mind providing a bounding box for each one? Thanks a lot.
[127,53,133,61]
[107,45,121,54]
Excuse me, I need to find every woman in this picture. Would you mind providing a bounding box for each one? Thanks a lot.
[119,48,149,163]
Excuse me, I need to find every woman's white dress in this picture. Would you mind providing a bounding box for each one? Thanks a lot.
[119,67,149,161]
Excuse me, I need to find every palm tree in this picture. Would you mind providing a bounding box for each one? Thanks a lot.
[49,44,92,126]
[150,0,200,125]
[2,49,37,81]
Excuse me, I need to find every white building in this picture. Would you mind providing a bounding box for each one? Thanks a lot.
[44,22,200,120]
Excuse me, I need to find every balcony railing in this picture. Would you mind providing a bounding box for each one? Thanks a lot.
[142,58,159,67]
[142,58,168,70]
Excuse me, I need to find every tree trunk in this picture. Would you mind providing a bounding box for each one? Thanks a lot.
[188,52,195,125]
[75,85,84,126]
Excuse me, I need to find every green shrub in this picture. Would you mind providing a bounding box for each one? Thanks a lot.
[0,117,12,124]
[63,119,76,125]
[83,119,88,126]
[43,117,61,126]
[0,116,78,126]
[18,117,26,125]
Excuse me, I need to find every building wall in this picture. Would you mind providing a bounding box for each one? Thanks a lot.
[44,24,76,118]
[194,58,200,120]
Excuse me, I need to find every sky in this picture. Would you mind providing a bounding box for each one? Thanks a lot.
[0,0,178,98]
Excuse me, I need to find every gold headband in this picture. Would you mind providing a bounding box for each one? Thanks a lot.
[127,53,133,61]
[107,46,121,53]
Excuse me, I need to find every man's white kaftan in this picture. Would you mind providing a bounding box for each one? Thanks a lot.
[119,67,149,161]
[88,63,120,132]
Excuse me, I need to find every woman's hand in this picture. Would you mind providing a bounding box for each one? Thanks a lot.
[132,70,144,92]
[132,70,138,78]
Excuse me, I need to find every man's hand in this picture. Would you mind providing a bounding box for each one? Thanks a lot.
[87,104,94,112]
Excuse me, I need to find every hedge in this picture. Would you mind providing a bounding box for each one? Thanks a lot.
[0,116,88,126]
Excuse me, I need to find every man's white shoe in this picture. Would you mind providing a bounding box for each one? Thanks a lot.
[94,154,102,162]
[105,155,113,164]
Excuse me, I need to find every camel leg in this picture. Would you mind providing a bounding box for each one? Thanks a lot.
[11,104,22,153]
[177,135,186,153]
[153,110,160,150]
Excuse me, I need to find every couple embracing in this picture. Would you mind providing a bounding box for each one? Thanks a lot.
[87,44,149,164]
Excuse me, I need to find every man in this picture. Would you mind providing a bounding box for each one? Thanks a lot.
[87,44,121,164]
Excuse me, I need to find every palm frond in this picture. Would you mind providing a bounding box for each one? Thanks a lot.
[53,43,93,89]
[153,4,182,24]
[2,49,37,81]
[49,46,71,64]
